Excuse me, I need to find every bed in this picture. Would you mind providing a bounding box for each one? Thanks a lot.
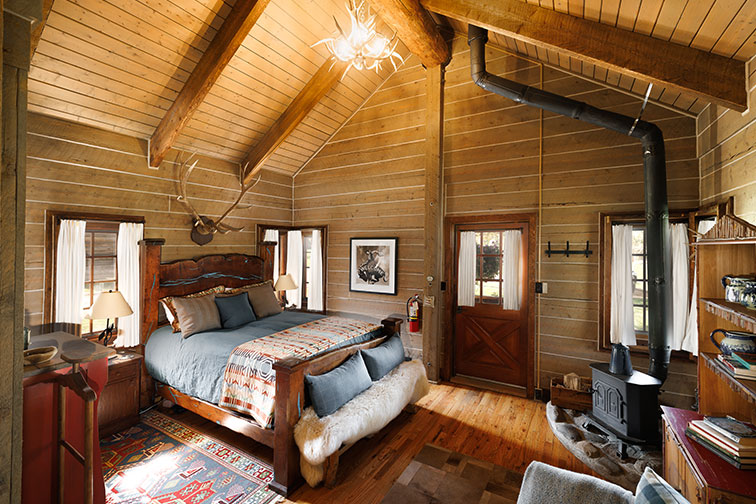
[137,238,402,496]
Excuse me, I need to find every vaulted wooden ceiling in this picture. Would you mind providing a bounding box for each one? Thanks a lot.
[28,0,755,175]
[28,0,401,175]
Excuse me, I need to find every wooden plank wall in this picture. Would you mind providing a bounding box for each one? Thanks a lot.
[23,112,292,327]
[292,54,427,356]
[698,61,756,223]
[294,37,700,407]
[444,37,699,408]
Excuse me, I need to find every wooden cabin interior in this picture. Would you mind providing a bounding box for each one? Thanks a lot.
[2,0,756,502]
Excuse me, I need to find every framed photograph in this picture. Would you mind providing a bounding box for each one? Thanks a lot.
[349,237,398,295]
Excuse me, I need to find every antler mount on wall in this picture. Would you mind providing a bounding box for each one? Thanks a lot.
[176,152,262,245]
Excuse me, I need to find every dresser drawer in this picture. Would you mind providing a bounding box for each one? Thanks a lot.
[108,360,138,383]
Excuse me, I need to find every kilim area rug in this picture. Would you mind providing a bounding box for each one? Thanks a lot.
[380,444,523,504]
[100,410,284,504]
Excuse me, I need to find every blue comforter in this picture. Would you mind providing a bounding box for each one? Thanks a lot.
[145,311,324,404]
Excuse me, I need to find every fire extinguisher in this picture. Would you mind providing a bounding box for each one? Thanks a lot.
[407,294,422,332]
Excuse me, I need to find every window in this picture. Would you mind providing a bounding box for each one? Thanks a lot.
[475,231,504,305]
[44,212,144,339]
[82,222,119,336]
[258,225,327,311]
[631,225,648,334]
[303,234,313,307]
[599,209,717,351]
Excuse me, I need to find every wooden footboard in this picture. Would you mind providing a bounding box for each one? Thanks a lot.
[270,317,402,496]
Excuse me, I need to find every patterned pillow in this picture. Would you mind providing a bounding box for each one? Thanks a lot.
[635,467,690,504]
[160,285,225,333]
[172,294,221,338]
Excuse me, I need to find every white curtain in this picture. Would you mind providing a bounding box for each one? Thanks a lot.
[286,230,303,308]
[610,225,636,346]
[116,222,143,347]
[681,219,717,355]
[670,223,689,351]
[310,229,324,311]
[457,231,477,307]
[55,220,87,324]
[263,229,280,286]
[501,230,522,310]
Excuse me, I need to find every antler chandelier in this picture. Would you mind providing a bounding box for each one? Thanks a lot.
[315,1,403,74]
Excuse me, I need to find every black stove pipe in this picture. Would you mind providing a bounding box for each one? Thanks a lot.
[468,25,672,383]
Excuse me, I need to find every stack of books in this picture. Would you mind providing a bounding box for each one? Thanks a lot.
[686,416,756,470]
[716,352,756,381]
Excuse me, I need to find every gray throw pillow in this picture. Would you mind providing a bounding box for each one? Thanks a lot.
[214,292,256,328]
[305,352,372,417]
[360,335,406,381]
[172,294,221,338]
[247,284,283,318]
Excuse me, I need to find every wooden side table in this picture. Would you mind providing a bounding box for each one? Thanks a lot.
[662,406,756,503]
[98,350,142,438]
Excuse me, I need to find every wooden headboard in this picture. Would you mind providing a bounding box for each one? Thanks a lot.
[138,238,276,346]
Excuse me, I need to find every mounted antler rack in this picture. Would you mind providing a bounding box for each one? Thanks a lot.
[545,241,593,258]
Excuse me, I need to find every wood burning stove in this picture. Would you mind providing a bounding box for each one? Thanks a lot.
[590,363,662,444]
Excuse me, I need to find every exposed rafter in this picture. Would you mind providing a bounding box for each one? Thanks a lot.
[30,0,53,59]
[241,59,349,185]
[369,0,450,68]
[420,0,747,112]
[149,0,271,168]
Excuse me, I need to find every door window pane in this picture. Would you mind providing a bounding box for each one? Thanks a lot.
[481,281,500,304]
[481,232,500,255]
[481,256,500,280]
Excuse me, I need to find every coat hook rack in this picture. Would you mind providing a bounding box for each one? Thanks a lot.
[546,241,593,258]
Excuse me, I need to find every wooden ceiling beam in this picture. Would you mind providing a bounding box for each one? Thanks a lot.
[369,0,450,68]
[242,59,349,185]
[149,0,270,167]
[420,0,747,112]
[30,0,54,59]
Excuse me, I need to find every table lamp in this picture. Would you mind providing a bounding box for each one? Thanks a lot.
[274,274,298,308]
[89,290,133,346]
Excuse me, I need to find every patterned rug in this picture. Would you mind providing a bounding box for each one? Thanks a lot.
[381,444,523,504]
[100,410,283,504]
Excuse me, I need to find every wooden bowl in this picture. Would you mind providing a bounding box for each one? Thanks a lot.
[24,346,58,366]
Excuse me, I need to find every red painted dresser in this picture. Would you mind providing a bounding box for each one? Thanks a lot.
[23,332,110,504]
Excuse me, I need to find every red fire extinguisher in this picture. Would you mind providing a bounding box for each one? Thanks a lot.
[407,294,422,332]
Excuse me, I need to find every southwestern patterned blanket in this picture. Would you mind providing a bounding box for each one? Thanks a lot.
[218,317,382,428]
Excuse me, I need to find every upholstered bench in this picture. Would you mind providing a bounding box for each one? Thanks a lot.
[293,358,429,487]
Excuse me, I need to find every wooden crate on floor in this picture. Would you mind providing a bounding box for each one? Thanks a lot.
[550,376,593,411]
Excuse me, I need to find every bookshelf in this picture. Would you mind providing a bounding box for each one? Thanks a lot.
[693,214,756,424]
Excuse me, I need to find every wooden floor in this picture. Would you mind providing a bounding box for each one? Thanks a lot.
[165,382,597,503]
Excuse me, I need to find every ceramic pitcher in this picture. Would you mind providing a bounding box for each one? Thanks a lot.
[710,329,756,355]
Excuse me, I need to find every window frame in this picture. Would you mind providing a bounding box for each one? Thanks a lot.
[43,211,144,339]
[257,224,328,312]
[598,209,714,355]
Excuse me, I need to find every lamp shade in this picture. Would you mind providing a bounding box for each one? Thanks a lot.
[274,274,298,292]
[90,290,133,319]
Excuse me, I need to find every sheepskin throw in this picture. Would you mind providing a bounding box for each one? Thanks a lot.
[294,359,430,487]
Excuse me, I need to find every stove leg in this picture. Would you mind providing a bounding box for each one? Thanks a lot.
[617,441,628,460]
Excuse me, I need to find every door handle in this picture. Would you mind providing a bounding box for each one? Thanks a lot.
[456,306,463,313]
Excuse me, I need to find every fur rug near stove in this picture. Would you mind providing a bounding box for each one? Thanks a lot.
[546,402,662,490]
[294,359,430,486]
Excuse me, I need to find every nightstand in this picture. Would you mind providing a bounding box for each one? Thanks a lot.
[98,350,142,438]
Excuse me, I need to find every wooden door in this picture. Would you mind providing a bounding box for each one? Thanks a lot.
[452,221,532,389]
